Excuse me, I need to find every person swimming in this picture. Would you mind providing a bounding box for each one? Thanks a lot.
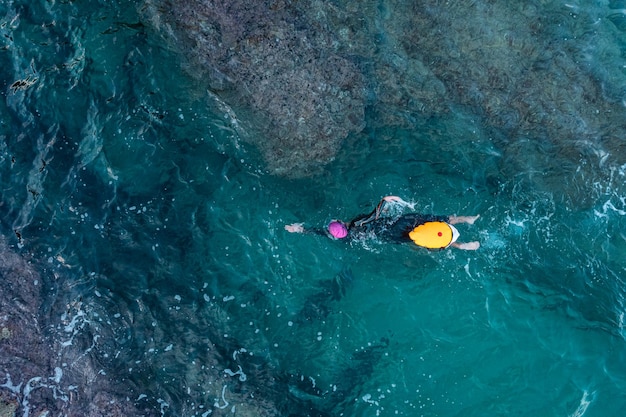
[285,195,480,250]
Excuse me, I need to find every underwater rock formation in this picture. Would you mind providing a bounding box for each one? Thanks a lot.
[145,0,366,177]
[146,0,626,205]
[0,238,386,416]
[0,239,154,417]
[382,1,626,205]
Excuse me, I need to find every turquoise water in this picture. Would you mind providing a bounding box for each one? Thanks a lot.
[1,0,626,416]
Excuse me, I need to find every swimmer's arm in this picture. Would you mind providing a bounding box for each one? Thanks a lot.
[351,206,379,227]
[378,196,408,213]
[284,223,327,236]
[353,196,405,226]
[285,223,305,233]
[352,211,376,227]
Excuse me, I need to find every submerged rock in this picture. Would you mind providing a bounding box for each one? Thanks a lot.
[386,1,626,205]
[144,0,366,177]
[0,239,154,417]
[145,0,626,205]
[0,238,384,415]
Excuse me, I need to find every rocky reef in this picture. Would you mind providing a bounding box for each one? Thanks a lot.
[0,238,388,416]
[382,1,626,204]
[0,239,155,417]
[145,0,626,203]
[144,0,366,176]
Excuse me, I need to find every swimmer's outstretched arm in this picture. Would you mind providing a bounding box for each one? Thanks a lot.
[284,223,328,237]
[450,241,480,250]
[285,223,305,233]
[448,215,480,225]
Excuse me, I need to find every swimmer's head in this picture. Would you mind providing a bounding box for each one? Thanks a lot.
[409,222,459,249]
[328,221,348,239]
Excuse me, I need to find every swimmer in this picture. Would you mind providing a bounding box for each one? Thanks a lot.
[285,195,480,250]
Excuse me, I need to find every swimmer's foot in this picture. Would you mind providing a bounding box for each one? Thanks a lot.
[451,241,480,250]
[449,215,480,225]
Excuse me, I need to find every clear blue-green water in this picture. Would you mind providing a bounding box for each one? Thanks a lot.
[1,0,626,416]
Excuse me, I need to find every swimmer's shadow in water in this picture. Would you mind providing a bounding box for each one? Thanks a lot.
[296,267,353,324]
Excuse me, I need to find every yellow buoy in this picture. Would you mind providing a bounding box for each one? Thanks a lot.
[408,221,455,249]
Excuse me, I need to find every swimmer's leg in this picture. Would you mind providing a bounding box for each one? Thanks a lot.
[448,215,480,225]
[451,241,480,250]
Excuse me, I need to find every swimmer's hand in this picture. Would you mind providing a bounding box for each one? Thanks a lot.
[381,195,415,210]
[285,223,304,233]
[451,241,480,250]
[383,195,405,203]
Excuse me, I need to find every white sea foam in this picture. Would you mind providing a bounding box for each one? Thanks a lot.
[569,390,593,417]
[223,365,247,382]
[214,385,229,409]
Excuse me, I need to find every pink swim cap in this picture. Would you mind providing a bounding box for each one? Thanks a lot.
[328,221,348,239]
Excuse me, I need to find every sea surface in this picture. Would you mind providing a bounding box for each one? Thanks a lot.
[1,0,626,416]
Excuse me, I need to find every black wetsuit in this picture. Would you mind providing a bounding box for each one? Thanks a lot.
[348,211,449,243]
